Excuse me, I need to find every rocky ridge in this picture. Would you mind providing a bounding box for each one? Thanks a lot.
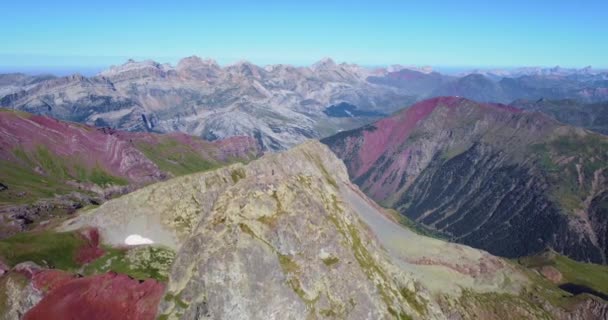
[58,141,608,319]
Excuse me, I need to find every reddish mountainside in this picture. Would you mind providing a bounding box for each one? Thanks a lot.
[0,109,261,237]
[25,272,164,320]
[0,110,164,185]
[0,226,171,319]
[25,270,164,320]
[323,97,608,264]
[0,109,260,185]
[333,97,520,180]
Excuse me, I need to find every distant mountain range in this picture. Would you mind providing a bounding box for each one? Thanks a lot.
[461,65,608,79]
[1,57,607,151]
[511,98,608,135]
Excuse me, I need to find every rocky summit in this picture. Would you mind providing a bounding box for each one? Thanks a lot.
[20,141,598,319]
[322,96,608,265]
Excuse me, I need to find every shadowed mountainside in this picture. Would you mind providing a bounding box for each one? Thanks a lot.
[322,97,608,264]
[511,98,608,135]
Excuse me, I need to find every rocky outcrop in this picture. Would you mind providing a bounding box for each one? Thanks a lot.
[156,142,443,319]
[0,272,42,320]
[555,297,608,320]
[323,97,608,264]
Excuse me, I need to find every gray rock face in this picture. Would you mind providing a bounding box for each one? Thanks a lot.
[0,269,43,320]
[160,168,433,319]
[2,60,607,152]
[64,142,442,319]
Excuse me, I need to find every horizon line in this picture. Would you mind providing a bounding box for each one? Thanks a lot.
[1,53,606,71]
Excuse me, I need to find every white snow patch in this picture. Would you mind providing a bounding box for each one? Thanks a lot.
[124,234,154,246]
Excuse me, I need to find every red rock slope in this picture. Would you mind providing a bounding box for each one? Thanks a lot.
[25,270,164,320]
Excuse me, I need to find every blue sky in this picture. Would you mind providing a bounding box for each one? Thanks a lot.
[1,0,607,71]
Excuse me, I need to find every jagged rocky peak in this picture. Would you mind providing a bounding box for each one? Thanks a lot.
[176,55,219,70]
[63,141,434,318]
[310,57,370,82]
[65,73,87,82]
[226,60,265,78]
[176,55,221,80]
[312,57,338,70]
[263,63,298,73]
[104,58,165,72]
[156,142,442,319]
[99,58,173,81]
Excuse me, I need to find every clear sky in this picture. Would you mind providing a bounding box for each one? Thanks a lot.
[1,0,607,71]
